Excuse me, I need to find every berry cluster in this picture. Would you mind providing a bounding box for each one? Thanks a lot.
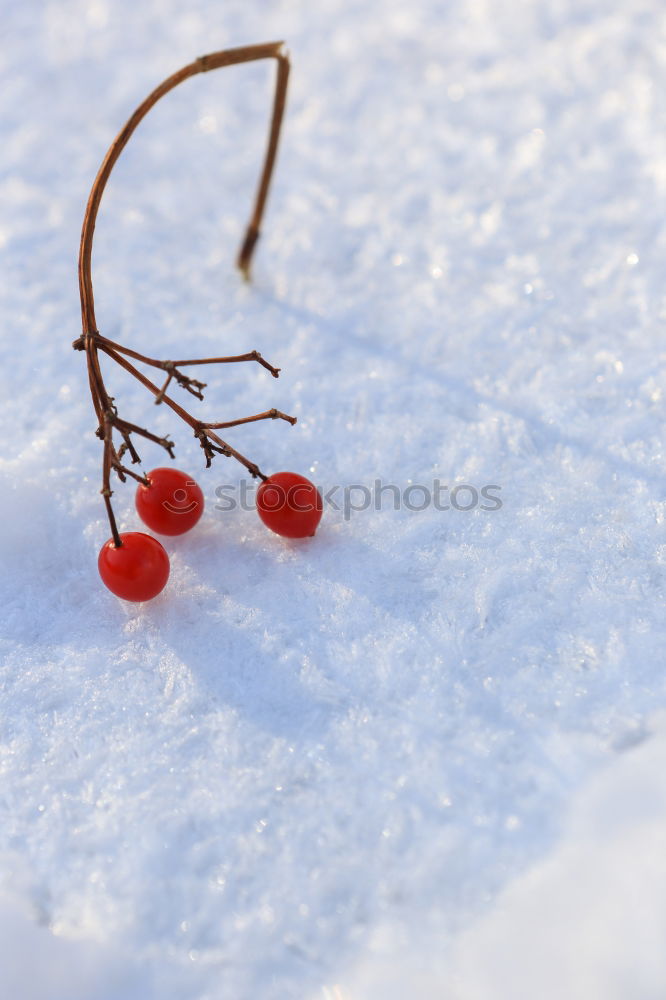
[98,467,322,602]
[75,45,325,602]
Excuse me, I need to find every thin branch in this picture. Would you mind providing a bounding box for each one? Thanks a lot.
[91,334,282,379]
[170,352,281,378]
[101,418,122,548]
[96,342,204,426]
[97,344,277,480]
[112,460,150,486]
[196,427,267,480]
[203,407,297,430]
[109,413,176,459]
[78,42,290,335]
[169,370,207,401]
[154,370,174,405]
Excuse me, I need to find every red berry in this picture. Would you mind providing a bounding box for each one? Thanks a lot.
[98,532,170,602]
[135,467,204,536]
[256,471,323,539]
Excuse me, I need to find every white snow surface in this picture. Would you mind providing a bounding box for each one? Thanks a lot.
[2,0,666,997]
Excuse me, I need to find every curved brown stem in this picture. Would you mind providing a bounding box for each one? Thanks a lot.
[78,41,290,333]
[75,44,294,548]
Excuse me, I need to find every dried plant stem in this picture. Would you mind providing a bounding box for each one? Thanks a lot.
[203,408,297,430]
[96,343,289,479]
[76,44,293,547]
[86,333,282,378]
[78,42,290,332]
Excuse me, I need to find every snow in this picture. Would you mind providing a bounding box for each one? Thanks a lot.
[1,0,666,997]
[339,716,666,999]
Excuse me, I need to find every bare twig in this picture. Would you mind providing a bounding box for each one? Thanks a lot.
[203,408,297,430]
[76,45,293,546]
[89,335,282,380]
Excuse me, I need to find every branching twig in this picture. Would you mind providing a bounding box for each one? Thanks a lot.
[75,44,293,546]
[203,408,297,431]
[88,334,282,380]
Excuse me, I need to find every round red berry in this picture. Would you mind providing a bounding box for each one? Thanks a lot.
[256,471,323,539]
[98,531,170,602]
[135,467,204,536]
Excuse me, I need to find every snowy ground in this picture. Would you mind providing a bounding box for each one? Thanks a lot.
[2,0,666,997]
